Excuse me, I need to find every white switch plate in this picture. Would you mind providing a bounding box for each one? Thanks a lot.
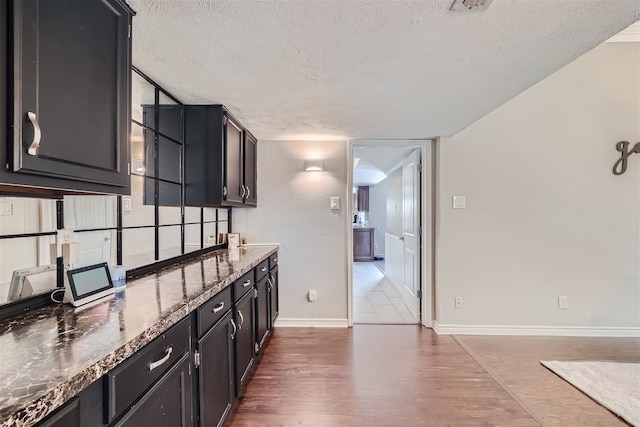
[455,296,463,309]
[0,202,12,216]
[122,197,132,212]
[330,196,340,210]
[452,196,466,209]
[558,296,568,309]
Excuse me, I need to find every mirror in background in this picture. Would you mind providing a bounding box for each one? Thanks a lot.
[0,198,57,305]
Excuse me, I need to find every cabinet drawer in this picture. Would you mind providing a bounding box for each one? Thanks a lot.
[104,317,190,423]
[269,252,278,270]
[255,259,269,282]
[197,287,232,338]
[233,270,254,301]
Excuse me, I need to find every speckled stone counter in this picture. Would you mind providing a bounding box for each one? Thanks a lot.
[0,245,278,427]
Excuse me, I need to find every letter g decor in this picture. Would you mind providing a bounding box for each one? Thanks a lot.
[613,141,640,175]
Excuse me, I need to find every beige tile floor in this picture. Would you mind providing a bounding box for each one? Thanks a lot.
[353,262,416,324]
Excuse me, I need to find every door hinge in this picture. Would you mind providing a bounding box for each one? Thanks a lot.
[255,342,259,354]
[194,351,200,368]
[223,115,228,125]
[417,289,423,299]
[254,288,258,298]
[222,186,227,197]
[417,162,422,173]
[417,226,422,235]
[127,162,131,175]
[128,24,131,38]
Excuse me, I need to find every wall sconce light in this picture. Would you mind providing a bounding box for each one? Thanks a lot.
[304,160,324,171]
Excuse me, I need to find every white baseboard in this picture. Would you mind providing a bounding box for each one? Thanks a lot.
[275,318,349,328]
[433,321,640,337]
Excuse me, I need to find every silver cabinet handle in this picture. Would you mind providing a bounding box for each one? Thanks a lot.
[267,278,272,291]
[148,346,173,372]
[246,186,251,198]
[223,186,228,197]
[230,318,237,339]
[272,258,277,263]
[27,112,41,156]
[240,185,246,198]
[238,310,244,329]
[243,279,251,287]
[260,267,267,272]
[212,301,225,313]
[270,275,275,284]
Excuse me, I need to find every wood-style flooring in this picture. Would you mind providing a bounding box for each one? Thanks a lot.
[225,326,640,426]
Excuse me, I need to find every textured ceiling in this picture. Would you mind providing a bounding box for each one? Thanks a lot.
[128,0,640,141]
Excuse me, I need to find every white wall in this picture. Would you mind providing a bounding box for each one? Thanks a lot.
[436,42,640,332]
[368,180,387,257]
[233,140,349,325]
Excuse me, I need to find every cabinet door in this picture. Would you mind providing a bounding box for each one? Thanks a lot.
[357,186,369,211]
[197,311,235,427]
[255,276,270,351]
[10,0,131,192]
[224,115,244,205]
[114,353,193,427]
[234,290,255,396]
[36,398,80,427]
[353,228,374,261]
[269,266,279,326]
[243,132,257,206]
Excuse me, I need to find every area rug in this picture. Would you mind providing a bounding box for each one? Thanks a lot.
[540,360,640,426]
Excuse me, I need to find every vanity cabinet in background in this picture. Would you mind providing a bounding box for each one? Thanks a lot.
[353,228,375,262]
[1,0,133,195]
[184,105,257,208]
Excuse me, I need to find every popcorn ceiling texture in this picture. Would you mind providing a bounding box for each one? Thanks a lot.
[128,0,640,141]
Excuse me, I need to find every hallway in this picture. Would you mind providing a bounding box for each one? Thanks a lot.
[353,262,416,324]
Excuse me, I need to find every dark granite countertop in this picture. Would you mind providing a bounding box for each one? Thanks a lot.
[0,245,278,427]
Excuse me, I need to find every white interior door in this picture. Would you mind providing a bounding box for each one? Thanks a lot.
[401,150,421,321]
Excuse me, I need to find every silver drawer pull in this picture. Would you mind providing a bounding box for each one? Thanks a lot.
[212,302,225,313]
[246,186,251,198]
[272,258,277,263]
[27,112,42,156]
[242,279,251,287]
[148,346,173,372]
[267,278,272,291]
[240,185,246,198]
[260,267,267,272]
[230,318,237,339]
[238,310,244,329]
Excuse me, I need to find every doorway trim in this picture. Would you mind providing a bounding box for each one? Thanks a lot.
[347,139,434,328]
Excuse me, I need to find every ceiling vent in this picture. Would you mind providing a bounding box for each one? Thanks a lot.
[450,0,494,12]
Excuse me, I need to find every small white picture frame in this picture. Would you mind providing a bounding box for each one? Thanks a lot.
[227,233,240,249]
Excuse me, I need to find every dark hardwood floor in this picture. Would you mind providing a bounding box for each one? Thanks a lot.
[227,326,540,426]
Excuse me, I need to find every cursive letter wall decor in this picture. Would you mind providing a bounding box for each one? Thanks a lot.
[613,141,640,175]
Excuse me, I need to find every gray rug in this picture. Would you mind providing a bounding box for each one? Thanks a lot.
[540,360,640,426]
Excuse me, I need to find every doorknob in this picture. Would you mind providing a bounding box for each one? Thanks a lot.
[399,237,405,241]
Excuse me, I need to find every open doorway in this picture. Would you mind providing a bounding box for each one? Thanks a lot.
[348,141,433,326]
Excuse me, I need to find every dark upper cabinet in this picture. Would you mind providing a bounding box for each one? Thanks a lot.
[243,131,257,206]
[184,105,257,207]
[1,0,133,195]
[357,186,369,211]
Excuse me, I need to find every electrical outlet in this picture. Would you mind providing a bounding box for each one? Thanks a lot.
[0,202,12,216]
[207,235,216,244]
[455,296,463,309]
[558,296,568,309]
[55,229,75,258]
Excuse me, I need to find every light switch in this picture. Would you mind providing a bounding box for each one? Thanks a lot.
[122,197,132,212]
[330,197,340,210]
[0,202,12,216]
[452,196,466,209]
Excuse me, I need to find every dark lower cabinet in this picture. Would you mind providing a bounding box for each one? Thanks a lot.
[234,289,256,396]
[36,397,80,427]
[268,265,279,327]
[255,275,270,352]
[114,353,193,427]
[196,310,235,427]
